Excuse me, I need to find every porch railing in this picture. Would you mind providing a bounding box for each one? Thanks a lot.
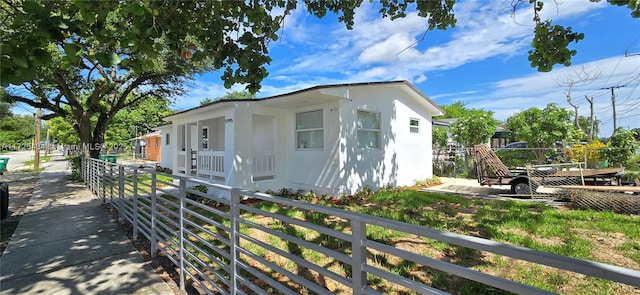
[82,157,640,295]
[252,151,275,180]
[197,150,225,179]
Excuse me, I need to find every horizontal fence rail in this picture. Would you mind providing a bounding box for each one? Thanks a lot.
[81,157,640,294]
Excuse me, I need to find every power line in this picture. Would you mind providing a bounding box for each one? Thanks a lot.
[600,85,626,136]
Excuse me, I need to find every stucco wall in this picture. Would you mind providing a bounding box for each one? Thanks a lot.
[160,82,439,196]
[286,102,342,195]
[157,127,172,169]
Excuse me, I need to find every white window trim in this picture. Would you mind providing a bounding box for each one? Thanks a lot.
[410,117,420,134]
[357,109,381,149]
[295,109,324,150]
[202,127,209,150]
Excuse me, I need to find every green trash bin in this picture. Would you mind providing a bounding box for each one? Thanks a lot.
[106,155,117,163]
[0,157,9,174]
[99,155,106,161]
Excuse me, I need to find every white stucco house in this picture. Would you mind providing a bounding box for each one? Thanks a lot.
[157,80,444,195]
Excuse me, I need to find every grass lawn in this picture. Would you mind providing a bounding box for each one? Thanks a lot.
[158,187,640,294]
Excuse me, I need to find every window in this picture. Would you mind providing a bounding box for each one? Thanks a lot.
[296,110,323,149]
[202,127,209,149]
[165,134,170,145]
[357,110,380,148]
[410,118,420,133]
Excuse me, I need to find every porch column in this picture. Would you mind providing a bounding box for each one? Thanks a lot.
[232,113,253,187]
[224,115,235,186]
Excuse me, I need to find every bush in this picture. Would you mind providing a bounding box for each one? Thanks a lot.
[567,141,606,168]
[155,166,172,174]
[67,155,83,181]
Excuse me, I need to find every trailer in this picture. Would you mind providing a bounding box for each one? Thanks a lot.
[473,144,625,195]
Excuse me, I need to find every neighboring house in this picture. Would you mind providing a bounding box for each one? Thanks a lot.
[131,131,162,162]
[157,80,444,195]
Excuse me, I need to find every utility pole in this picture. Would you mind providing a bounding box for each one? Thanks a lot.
[44,129,50,157]
[600,85,626,137]
[34,107,41,170]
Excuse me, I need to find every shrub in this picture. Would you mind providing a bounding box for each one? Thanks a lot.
[155,166,172,174]
[67,155,83,181]
[567,140,606,168]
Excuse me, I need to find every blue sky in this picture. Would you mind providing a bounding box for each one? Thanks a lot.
[178,0,640,138]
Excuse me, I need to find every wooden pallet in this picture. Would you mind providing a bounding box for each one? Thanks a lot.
[474,144,512,178]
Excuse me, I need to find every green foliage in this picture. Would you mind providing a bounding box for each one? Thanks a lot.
[199,91,254,105]
[567,141,607,168]
[450,109,498,148]
[67,155,83,181]
[48,116,79,145]
[603,128,638,167]
[0,113,35,147]
[414,176,442,187]
[495,148,537,167]
[155,166,172,174]
[436,101,468,119]
[506,103,582,164]
[528,20,584,72]
[432,127,448,151]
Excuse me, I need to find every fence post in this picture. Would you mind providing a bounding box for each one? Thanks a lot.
[351,218,367,294]
[109,164,114,206]
[132,168,139,239]
[178,178,186,292]
[118,166,124,222]
[100,161,106,204]
[150,172,157,258]
[230,188,242,294]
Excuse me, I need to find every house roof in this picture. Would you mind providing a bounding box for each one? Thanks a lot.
[165,80,444,121]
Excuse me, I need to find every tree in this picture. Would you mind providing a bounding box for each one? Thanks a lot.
[506,103,583,164]
[450,110,498,149]
[578,115,600,141]
[0,1,456,158]
[47,116,79,146]
[449,108,498,174]
[1,1,637,158]
[0,114,35,148]
[603,128,638,167]
[557,66,601,132]
[200,91,254,106]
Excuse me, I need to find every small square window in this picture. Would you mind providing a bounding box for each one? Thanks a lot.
[410,118,420,133]
[165,134,170,145]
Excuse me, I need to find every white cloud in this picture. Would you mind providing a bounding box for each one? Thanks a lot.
[456,55,640,136]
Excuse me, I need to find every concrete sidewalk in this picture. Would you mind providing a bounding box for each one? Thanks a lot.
[0,153,174,294]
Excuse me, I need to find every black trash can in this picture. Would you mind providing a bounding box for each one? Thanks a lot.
[0,182,8,220]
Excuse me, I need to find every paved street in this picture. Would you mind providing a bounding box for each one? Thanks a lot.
[0,150,43,172]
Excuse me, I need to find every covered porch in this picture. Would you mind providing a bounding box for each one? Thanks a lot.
[173,113,277,185]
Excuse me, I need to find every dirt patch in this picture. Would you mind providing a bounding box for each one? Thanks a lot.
[0,173,39,255]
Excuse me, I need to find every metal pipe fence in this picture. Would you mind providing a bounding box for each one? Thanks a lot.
[81,157,640,294]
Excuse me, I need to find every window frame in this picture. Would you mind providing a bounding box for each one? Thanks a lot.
[357,110,381,149]
[410,117,420,134]
[202,127,209,150]
[165,133,170,145]
[295,109,324,150]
